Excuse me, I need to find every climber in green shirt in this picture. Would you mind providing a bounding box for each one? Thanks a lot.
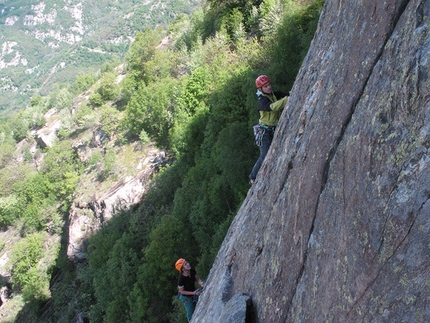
[249,75,289,184]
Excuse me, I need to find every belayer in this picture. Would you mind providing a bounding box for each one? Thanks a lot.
[175,258,205,322]
[249,75,290,184]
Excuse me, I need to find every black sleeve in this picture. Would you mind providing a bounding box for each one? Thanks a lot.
[274,90,289,99]
[257,95,273,111]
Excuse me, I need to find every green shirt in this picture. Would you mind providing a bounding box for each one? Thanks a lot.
[258,93,288,127]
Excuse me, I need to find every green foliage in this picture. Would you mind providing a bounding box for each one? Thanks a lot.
[177,67,211,115]
[88,151,103,167]
[73,104,98,129]
[223,7,246,41]
[143,50,181,84]
[9,113,29,142]
[201,0,264,40]
[100,105,120,138]
[0,143,15,168]
[10,233,44,287]
[168,296,189,323]
[0,163,34,198]
[101,148,116,180]
[0,139,80,231]
[10,172,53,231]
[30,96,42,107]
[118,72,139,106]
[171,10,205,52]
[71,74,96,94]
[89,92,104,107]
[0,0,201,113]
[129,214,197,323]
[97,72,120,101]
[264,0,324,88]
[42,204,65,235]
[125,29,162,82]
[0,195,20,227]
[86,212,142,323]
[48,87,74,110]
[101,57,122,74]
[0,122,15,146]
[123,77,180,146]
[21,267,51,303]
[10,232,51,301]
[7,103,47,143]
[40,139,82,201]
[139,130,151,144]
[88,72,121,107]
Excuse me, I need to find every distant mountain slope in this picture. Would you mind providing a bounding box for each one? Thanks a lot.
[0,0,200,114]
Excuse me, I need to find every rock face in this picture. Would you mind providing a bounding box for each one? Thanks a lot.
[67,150,168,261]
[35,118,62,149]
[193,0,430,322]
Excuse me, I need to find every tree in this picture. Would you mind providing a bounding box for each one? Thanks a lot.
[48,87,73,110]
[126,28,162,82]
[71,74,96,94]
[9,113,29,142]
[0,143,15,168]
[123,77,179,146]
[100,105,120,138]
[0,195,20,227]
[10,232,51,302]
[40,139,81,202]
[30,96,42,107]
[97,72,120,101]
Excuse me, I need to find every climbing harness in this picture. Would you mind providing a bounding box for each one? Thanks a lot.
[253,124,276,147]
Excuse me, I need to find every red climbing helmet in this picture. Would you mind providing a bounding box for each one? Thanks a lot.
[255,75,270,88]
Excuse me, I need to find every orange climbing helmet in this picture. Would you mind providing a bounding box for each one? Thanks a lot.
[255,75,270,88]
[175,258,186,272]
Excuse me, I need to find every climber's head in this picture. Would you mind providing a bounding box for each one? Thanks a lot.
[255,75,272,93]
[175,258,186,272]
[175,259,192,273]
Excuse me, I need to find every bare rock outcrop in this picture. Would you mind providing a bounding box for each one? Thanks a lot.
[67,150,168,261]
[193,0,430,322]
[35,118,62,149]
[92,126,109,148]
[72,127,109,163]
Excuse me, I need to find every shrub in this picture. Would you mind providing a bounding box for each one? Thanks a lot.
[10,233,46,292]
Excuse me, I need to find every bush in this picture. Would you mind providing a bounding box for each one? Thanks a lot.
[0,195,20,227]
[71,74,96,94]
[10,233,46,291]
[48,87,73,110]
[89,92,104,107]
[139,130,150,144]
[73,104,98,129]
[97,72,120,101]
[0,143,15,168]
[100,105,120,138]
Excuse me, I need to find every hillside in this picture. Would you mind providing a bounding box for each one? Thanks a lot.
[0,0,200,114]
